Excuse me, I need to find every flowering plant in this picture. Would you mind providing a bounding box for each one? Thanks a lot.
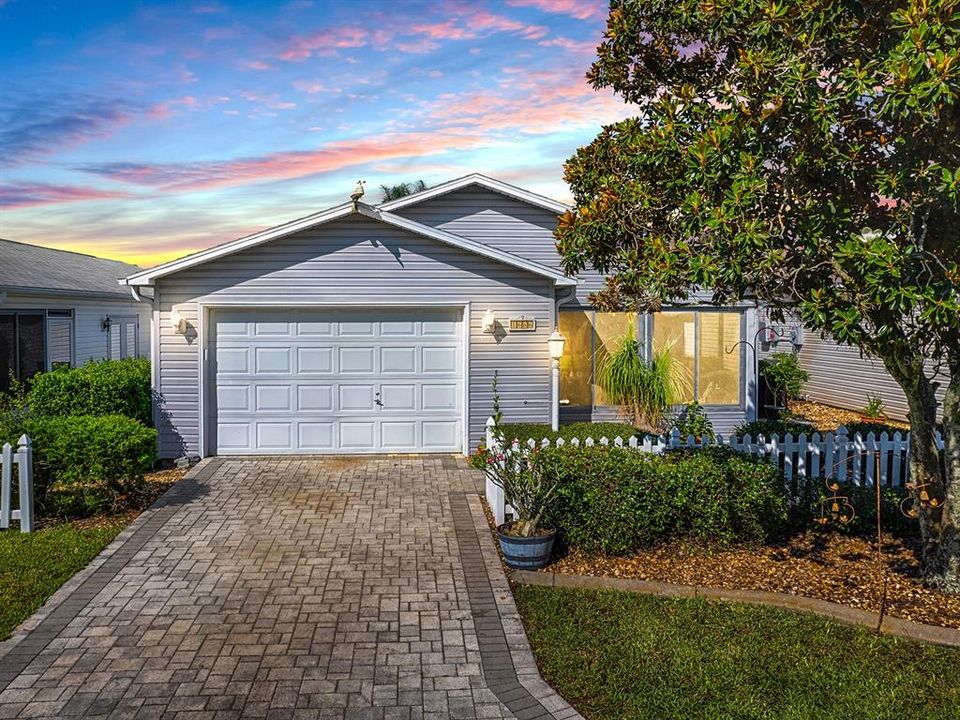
[475,372,560,537]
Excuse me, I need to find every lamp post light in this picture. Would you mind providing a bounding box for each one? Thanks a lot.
[548,329,566,431]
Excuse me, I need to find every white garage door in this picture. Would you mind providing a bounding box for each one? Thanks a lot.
[211,308,463,454]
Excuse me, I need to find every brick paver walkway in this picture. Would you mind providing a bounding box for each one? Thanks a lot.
[0,457,580,720]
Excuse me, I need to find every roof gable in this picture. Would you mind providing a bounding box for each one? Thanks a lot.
[378,173,570,215]
[123,202,575,287]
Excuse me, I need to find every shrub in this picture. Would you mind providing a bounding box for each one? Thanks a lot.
[499,422,649,445]
[840,421,907,438]
[0,375,28,446]
[759,352,809,405]
[27,358,152,425]
[672,401,716,441]
[734,418,812,439]
[540,445,789,554]
[595,326,689,432]
[18,415,157,517]
[793,480,915,538]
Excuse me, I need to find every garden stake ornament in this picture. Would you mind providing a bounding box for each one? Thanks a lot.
[818,451,891,631]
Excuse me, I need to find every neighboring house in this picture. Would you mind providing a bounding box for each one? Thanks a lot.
[0,239,149,391]
[122,174,760,458]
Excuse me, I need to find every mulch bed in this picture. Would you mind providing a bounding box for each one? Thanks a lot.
[545,531,960,629]
[789,400,909,432]
[36,468,186,531]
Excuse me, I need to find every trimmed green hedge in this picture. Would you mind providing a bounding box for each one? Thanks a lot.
[27,358,152,426]
[20,415,157,517]
[734,418,812,439]
[499,422,648,444]
[540,446,789,554]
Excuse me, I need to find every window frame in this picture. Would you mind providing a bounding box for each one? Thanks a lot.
[558,307,747,411]
[648,308,746,409]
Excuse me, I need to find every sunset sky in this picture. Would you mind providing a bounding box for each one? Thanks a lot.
[0,0,628,267]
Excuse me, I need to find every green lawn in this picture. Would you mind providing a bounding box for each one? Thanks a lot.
[0,520,126,639]
[514,585,960,720]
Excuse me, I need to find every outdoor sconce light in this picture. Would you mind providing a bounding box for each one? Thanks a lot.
[548,329,566,360]
[101,316,112,332]
[482,309,497,334]
[170,309,186,334]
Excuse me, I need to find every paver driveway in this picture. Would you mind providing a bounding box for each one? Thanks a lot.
[0,457,580,720]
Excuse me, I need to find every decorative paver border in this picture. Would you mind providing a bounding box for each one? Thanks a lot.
[512,569,960,649]
[450,492,583,720]
[0,458,223,688]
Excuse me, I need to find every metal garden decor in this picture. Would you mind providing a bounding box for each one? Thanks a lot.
[816,449,941,631]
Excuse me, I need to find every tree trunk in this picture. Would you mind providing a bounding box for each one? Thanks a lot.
[926,367,960,592]
[881,354,949,579]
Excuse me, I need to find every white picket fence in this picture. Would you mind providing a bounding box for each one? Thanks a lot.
[484,417,944,525]
[1,435,34,533]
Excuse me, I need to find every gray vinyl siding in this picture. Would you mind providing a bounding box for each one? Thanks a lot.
[394,187,605,305]
[1,292,149,367]
[799,333,947,422]
[153,215,554,458]
[756,308,947,422]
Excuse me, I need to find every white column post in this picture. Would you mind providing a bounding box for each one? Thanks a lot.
[0,442,11,530]
[17,435,33,533]
[551,357,560,432]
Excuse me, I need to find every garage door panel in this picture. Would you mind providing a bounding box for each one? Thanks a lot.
[217,348,249,373]
[254,321,290,336]
[298,385,333,411]
[381,347,416,373]
[422,384,457,411]
[257,422,292,449]
[298,347,333,373]
[340,384,375,411]
[340,422,375,449]
[212,308,463,453]
[299,422,334,449]
[381,384,416,411]
[381,320,416,336]
[422,421,460,448]
[422,346,458,373]
[340,347,374,373]
[255,347,291,373]
[255,385,291,411]
[381,422,416,448]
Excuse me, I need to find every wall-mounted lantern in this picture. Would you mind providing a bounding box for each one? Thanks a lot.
[482,309,497,334]
[170,309,186,334]
[548,329,566,360]
[101,316,112,332]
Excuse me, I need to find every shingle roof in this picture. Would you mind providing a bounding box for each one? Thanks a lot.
[0,238,139,298]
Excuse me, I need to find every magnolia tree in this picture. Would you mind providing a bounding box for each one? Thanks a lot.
[557,0,960,589]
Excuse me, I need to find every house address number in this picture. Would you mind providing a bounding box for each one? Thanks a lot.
[509,318,536,331]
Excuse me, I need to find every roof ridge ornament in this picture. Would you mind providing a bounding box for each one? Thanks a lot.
[350,180,366,210]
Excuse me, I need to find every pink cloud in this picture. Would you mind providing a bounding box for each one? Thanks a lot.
[245,60,272,71]
[292,80,329,94]
[147,95,199,120]
[506,0,605,20]
[280,26,368,61]
[78,131,493,192]
[538,36,598,55]
[0,183,131,209]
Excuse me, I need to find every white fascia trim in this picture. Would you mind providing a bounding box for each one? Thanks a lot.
[371,207,576,286]
[378,173,571,214]
[122,202,356,286]
[122,200,575,288]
